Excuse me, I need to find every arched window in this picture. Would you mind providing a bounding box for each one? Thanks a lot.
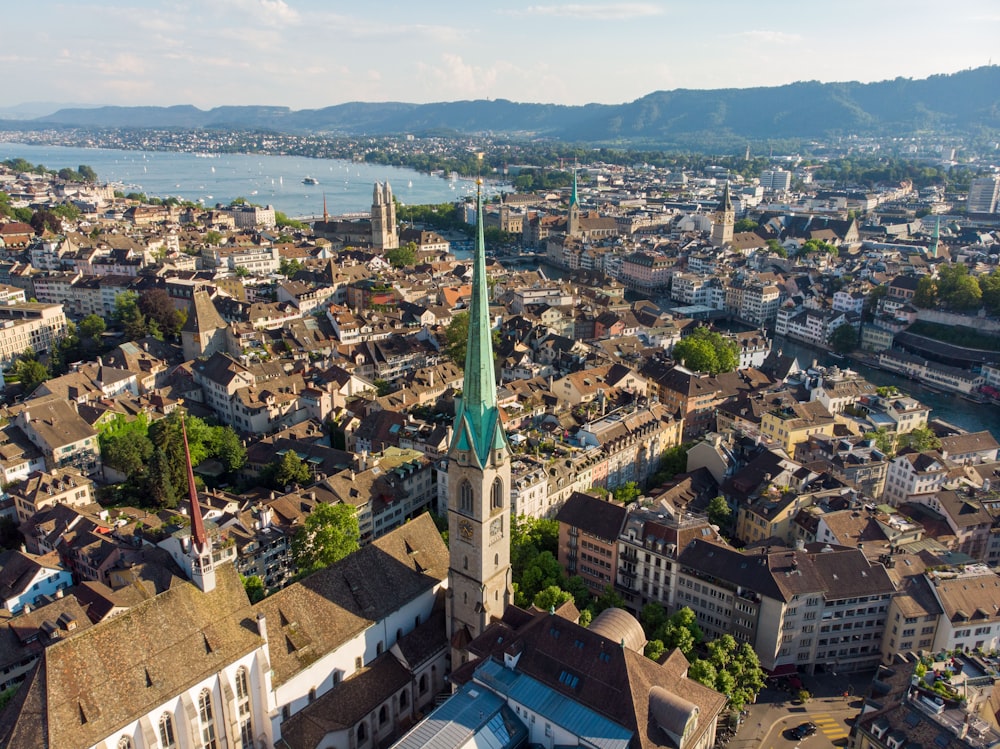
[491,478,504,510]
[459,481,473,513]
[494,553,499,566]
[379,705,388,724]
[159,713,177,748]
[235,669,253,749]
[400,690,409,708]
[357,722,367,743]
[396,628,402,641]
[463,556,468,570]
[117,737,133,749]
[198,689,217,749]
[419,674,428,694]
[308,687,317,703]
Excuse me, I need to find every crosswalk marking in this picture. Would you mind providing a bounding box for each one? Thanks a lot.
[809,712,848,739]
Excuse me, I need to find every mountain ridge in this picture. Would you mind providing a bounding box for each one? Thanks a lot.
[18,67,1000,144]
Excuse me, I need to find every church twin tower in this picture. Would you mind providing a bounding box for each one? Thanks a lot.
[446,183,513,656]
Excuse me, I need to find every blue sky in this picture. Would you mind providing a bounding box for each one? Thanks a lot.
[6,0,999,110]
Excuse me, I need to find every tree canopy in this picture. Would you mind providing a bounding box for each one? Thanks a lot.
[828,322,858,355]
[671,327,739,376]
[292,502,360,574]
[687,634,765,711]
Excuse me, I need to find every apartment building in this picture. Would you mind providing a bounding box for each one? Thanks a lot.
[0,303,67,367]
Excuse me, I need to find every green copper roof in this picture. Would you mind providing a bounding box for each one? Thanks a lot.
[570,168,579,207]
[451,184,508,465]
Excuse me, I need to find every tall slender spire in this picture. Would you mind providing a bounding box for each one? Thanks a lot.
[322,192,328,221]
[931,216,940,258]
[570,167,579,208]
[183,418,208,553]
[719,181,733,212]
[450,181,507,466]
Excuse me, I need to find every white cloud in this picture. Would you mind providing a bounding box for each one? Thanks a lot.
[730,30,803,45]
[514,3,663,20]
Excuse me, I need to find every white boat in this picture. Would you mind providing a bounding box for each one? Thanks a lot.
[302,176,319,185]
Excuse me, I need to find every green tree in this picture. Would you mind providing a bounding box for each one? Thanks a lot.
[386,241,418,269]
[979,269,1000,315]
[292,502,360,574]
[641,602,669,638]
[263,450,313,489]
[948,275,982,310]
[114,291,149,341]
[517,550,563,607]
[655,607,703,660]
[78,165,98,182]
[589,585,626,617]
[234,265,251,278]
[765,238,787,258]
[103,430,154,476]
[612,481,640,504]
[445,311,470,365]
[145,447,177,509]
[689,635,765,711]
[897,426,941,453]
[644,640,667,661]
[242,574,266,603]
[205,230,223,246]
[671,327,739,375]
[533,585,574,611]
[734,218,758,233]
[279,257,304,277]
[138,289,184,338]
[210,426,246,473]
[648,443,690,487]
[829,322,858,355]
[864,426,896,456]
[15,355,49,393]
[707,495,732,528]
[78,314,106,346]
[913,276,938,308]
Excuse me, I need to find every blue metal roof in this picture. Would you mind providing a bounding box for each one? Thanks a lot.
[476,660,633,749]
[392,681,528,749]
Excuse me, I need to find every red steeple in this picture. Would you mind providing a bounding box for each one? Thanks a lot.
[323,192,329,221]
[183,418,209,552]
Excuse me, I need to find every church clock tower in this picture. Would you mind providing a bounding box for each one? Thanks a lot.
[446,181,512,660]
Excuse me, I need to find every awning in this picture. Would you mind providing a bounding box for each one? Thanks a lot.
[767,664,797,677]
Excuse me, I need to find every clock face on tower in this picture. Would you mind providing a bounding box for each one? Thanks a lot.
[459,519,474,541]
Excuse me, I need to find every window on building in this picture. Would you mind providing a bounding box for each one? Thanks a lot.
[459,481,473,513]
[118,738,133,749]
[198,689,217,749]
[235,668,253,749]
[159,714,177,749]
[492,478,504,510]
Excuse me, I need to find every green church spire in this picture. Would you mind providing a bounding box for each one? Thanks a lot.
[450,182,508,466]
[570,167,579,208]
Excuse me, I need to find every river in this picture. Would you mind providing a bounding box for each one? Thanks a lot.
[774,336,1000,436]
[0,142,502,218]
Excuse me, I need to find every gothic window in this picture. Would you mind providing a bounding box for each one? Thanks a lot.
[459,481,473,513]
[491,478,504,510]
[400,690,409,708]
[357,722,367,743]
[235,667,254,747]
[308,688,316,704]
[419,674,428,694]
[379,705,388,724]
[159,714,177,749]
[198,689,217,749]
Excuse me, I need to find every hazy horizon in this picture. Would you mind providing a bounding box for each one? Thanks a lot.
[4,1,998,112]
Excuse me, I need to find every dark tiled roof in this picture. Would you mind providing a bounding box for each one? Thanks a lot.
[555,492,628,542]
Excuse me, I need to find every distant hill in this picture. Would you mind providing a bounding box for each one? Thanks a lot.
[24,67,1000,144]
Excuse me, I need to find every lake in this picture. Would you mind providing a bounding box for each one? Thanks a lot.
[0,142,501,218]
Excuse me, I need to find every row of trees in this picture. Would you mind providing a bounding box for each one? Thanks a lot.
[100,411,246,508]
[640,604,765,711]
[913,263,1000,314]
